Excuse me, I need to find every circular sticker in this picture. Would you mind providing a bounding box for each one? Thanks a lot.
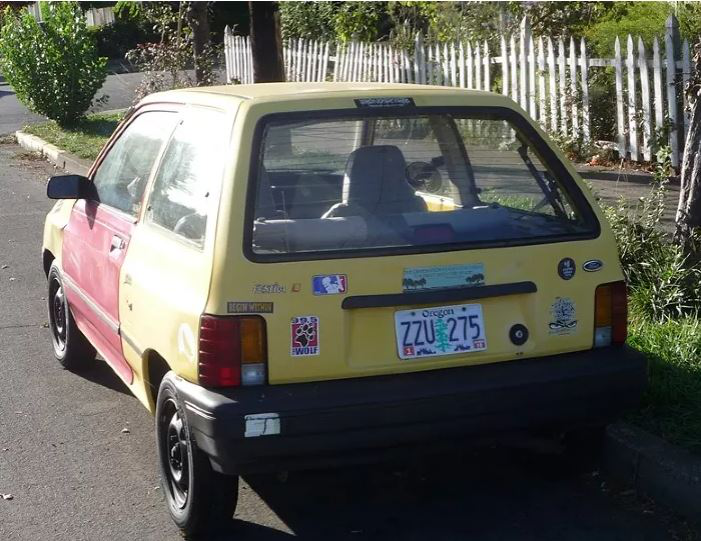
[558,258,576,280]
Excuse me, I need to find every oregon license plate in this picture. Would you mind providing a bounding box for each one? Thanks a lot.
[395,303,487,360]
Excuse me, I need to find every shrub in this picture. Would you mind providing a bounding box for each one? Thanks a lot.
[0,2,107,127]
[604,180,701,321]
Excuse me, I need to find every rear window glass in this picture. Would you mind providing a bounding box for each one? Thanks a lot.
[250,109,596,259]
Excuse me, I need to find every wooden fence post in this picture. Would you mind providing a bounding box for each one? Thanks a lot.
[510,35,518,102]
[519,17,529,109]
[500,36,509,96]
[652,37,664,145]
[665,15,680,167]
[682,39,691,138]
[459,41,466,88]
[475,43,482,91]
[538,37,546,127]
[528,35,536,117]
[547,37,558,132]
[614,37,626,157]
[626,35,639,161]
[638,37,652,161]
[569,38,579,136]
[484,41,491,92]
[580,37,590,142]
[558,38,567,136]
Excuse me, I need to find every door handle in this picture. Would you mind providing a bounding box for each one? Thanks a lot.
[110,235,125,252]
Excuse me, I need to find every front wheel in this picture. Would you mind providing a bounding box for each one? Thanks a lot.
[47,263,95,371]
[156,374,239,537]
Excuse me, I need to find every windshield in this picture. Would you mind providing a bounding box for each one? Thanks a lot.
[248,109,597,259]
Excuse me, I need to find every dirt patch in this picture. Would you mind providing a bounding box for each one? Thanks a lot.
[0,134,16,145]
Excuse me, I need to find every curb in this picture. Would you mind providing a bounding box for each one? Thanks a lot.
[603,422,701,524]
[14,131,92,176]
[575,165,680,185]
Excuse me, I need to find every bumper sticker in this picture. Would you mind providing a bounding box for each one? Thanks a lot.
[227,301,274,314]
[403,263,484,291]
[244,413,280,437]
[312,274,347,295]
[291,315,319,356]
[549,297,577,335]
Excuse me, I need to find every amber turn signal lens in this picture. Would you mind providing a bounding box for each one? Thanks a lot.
[240,317,267,364]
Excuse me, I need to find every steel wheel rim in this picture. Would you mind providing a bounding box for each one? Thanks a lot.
[161,398,190,509]
[49,279,67,352]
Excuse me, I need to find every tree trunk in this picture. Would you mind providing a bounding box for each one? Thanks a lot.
[675,42,701,250]
[189,1,211,85]
[248,1,286,83]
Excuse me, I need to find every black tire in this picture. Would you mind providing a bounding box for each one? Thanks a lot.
[47,263,96,371]
[156,374,239,538]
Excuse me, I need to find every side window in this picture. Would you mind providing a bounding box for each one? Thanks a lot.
[92,111,177,216]
[146,109,227,247]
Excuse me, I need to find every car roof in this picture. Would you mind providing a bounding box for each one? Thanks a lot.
[140,82,512,108]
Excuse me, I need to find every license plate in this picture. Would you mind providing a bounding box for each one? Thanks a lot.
[395,303,487,360]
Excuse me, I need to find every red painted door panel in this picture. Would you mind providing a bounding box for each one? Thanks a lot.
[62,200,134,383]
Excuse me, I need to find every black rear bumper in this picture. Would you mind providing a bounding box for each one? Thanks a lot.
[174,346,647,475]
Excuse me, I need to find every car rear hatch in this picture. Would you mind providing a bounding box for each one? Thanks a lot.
[212,100,623,386]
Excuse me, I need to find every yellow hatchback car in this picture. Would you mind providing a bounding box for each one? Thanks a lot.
[42,83,646,535]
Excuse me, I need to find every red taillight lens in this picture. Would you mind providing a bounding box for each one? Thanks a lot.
[611,281,628,344]
[198,315,267,387]
[594,281,627,347]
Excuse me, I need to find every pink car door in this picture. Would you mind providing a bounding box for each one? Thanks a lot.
[61,110,178,383]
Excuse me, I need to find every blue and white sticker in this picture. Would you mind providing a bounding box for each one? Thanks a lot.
[403,264,484,291]
[312,274,347,295]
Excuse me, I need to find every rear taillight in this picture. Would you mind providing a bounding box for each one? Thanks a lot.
[198,315,267,387]
[594,281,628,347]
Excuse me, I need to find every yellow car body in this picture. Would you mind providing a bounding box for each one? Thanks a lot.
[43,82,645,496]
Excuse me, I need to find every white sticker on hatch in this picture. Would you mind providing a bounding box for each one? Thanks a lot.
[549,297,578,335]
[403,264,484,291]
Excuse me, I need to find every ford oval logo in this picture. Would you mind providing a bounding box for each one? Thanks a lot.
[583,259,603,272]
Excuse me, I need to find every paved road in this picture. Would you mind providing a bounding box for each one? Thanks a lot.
[0,141,694,540]
[0,72,144,135]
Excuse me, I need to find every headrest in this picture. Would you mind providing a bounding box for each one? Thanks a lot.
[343,145,409,205]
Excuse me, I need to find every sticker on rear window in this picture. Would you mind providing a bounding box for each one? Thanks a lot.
[403,264,484,291]
[291,316,319,356]
[355,97,415,108]
[312,274,347,295]
[549,297,577,335]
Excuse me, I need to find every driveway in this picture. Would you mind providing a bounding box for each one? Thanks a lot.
[0,139,695,540]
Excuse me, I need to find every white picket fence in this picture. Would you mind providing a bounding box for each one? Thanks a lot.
[224,16,695,167]
[26,3,115,27]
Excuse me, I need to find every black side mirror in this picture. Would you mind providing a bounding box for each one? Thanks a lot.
[46,175,96,200]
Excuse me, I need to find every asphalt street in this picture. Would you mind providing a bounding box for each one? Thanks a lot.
[0,140,695,540]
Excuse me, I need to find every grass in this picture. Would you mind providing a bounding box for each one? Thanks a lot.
[23,112,123,161]
[627,313,701,453]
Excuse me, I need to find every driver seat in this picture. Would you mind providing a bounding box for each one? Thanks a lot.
[323,145,427,218]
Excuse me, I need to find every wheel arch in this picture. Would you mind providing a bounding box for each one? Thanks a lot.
[42,249,55,278]
[145,349,173,412]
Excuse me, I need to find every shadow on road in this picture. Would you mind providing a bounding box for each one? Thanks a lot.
[77,357,133,396]
[197,445,676,541]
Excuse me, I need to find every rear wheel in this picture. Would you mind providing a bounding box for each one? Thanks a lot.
[156,375,239,537]
[47,263,95,371]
